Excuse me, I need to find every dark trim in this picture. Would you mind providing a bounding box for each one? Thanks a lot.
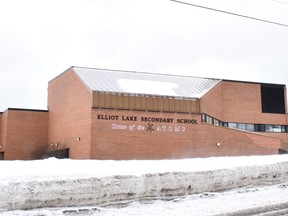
[222,79,286,87]
[5,108,48,113]
[261,83,286,88]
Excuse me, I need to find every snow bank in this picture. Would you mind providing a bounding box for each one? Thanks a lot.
[1,155,288,212]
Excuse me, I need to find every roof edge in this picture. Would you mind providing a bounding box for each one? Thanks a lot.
[48,66,74,83]
[199,79,222,99]
[71,66,222,81]
[2,108,48,113]
[49,66,286,88]
[222,79,286,87]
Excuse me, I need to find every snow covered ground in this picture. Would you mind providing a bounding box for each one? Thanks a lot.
[1,155,288,215]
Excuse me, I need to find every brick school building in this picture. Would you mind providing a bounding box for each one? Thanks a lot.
[1,66,288,160]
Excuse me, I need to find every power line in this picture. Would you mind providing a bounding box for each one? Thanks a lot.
[170,0,288,28]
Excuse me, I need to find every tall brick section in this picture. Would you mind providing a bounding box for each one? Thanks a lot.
[0,108,48,160]
[48,68,92,159]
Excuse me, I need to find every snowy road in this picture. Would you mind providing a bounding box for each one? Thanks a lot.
[1,155,288,215]
[2,183,288,216]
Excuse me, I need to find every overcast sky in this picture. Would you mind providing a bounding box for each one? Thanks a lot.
[1,0,288,111]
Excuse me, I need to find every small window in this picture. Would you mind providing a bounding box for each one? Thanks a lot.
[245,124,254,132]
[214,119,220,126]
[207,116,213,124]
[201,114,206,122]
[237,123,246,130]
[265,125,274,132]
[255,124,265,132]
[273,125,281,133]
[228,123,237,129]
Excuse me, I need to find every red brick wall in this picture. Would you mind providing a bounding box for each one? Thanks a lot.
[48,68,92,159]
[202,81,287,124]
[0,113,2,144]
[2,109,48,160]
[91,109,201,159]
[1,111,8,157]
[262,132,288,146]
[0,112,3,154]
[197,124,281,157]
[200,81,224,120]
[90,109,280,159]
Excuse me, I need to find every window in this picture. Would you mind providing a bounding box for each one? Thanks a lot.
[237,123,246,130]
[245,124,254,132]
[201,113,288,133]
[201,113,206,122]
[214,119,222,126]
[265,125,274,132]
[228,123,237,129]
[255,124,265,132]
[207,116,213,124]
[273,125,281,133]
[264,125,282,133]
[261,84,285,114]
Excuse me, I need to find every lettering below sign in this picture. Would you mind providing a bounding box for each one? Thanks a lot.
[97,114,198,133]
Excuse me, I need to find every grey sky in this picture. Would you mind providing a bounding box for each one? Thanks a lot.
[1,0,288,111]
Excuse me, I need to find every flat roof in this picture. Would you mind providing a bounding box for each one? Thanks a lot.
[72,66,221,99]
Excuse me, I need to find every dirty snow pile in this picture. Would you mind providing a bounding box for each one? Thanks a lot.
[1,155,288,215]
